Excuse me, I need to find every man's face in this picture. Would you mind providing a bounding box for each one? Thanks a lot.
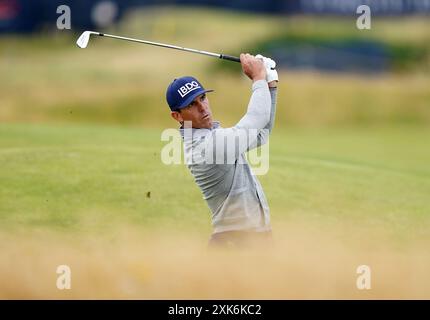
[171,93,213,129]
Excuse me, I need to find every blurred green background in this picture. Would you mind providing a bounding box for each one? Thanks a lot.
[1,7,429,239]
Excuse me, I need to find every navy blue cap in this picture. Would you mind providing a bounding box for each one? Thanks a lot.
[166,76,214,111]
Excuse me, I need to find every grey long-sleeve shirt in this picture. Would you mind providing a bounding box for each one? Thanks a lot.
[180,80,277,234]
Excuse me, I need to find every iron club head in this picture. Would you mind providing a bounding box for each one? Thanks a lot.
[76,31,100,49]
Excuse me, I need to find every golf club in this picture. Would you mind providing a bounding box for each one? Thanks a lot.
[76,31,241,63]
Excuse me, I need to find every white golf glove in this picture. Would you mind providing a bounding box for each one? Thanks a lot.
[256,54,278,83]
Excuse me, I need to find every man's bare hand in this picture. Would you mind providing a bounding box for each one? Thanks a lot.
[240,53,266,82]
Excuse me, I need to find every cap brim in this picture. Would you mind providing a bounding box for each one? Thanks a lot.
[176,89,214,110]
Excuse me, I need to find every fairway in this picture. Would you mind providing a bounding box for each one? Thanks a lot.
[1,123,430,235]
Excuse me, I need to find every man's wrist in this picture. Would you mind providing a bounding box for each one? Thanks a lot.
[252,74,266,82]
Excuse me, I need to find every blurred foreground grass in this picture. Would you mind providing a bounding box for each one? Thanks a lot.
[1,224,430,299]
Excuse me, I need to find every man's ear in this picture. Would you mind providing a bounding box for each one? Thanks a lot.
[171,111,183,123]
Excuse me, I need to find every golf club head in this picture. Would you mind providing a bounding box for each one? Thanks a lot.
[76,31,99,49]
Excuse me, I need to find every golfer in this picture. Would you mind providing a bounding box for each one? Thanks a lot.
[166,53,278,248]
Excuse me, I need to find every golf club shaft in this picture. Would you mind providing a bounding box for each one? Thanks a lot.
[97,32,240,63]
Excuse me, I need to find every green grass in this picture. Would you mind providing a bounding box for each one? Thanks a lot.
[0,123,205,232]
[0,7,429,238]
[1,123,429,242]
[0,8,429,127]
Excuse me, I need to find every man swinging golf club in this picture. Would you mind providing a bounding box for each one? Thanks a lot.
[76,32,278,248]
[166,53,278,248]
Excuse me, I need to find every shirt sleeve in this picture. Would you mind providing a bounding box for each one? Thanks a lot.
[235,79,271,131]
[245,86,278,151]
[204,80,274,163]
[266,87,278,133]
